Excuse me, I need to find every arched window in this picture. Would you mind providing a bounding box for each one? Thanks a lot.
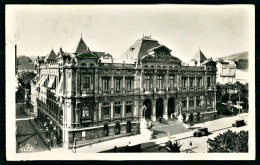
[115,123,120,135]
[144,65,149,69]
[81,63,86,67]
[90,63,95,68]
[82,105,90,121]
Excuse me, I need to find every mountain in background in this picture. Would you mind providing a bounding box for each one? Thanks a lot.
[218,51,248,70]
[218,51,248,61]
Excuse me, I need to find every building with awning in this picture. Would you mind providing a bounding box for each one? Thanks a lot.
[31,35,217,149]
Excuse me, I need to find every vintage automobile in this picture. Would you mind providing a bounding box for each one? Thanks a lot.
[232,119,246,127]
[193,127,209,137]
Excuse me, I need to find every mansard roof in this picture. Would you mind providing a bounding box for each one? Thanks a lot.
[45,49,57,61]
[121,36,161,60]
[191,49,207,63]
[73,37,90,54]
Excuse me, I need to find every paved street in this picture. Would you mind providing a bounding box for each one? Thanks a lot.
[73,113,248,153]
[16,120,49,153]
[16,94,49,153]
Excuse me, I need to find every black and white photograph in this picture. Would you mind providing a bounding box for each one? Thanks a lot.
[5,4,255,160]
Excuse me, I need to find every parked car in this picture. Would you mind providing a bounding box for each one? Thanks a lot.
[193,127,209,137]
[232,119,246,127]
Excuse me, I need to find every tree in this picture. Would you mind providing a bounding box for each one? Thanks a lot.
[18,71,37,89]
[207,130,248,152]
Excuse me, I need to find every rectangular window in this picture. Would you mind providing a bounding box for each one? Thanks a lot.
[197,77,201,87]
[182,78,186,88]
[102,77,110,91]
[189,96,194,107]
[115,106,121,114]
[207,77,211,87]
[196,96,201,107]
[157,75,163,89]
[126,78,132,90]
[181,97,187,108]
[82,105,90,121]
[230,68,235,75]
[145,75,150,89]
[169,75,174,88]
[115,78,121,91]
[85,77,90,89]
[190,77,194,87]
[126,105,132,113]
[103,107,110,116]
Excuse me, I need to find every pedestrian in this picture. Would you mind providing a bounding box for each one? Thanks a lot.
[35,139,38,147]
[113,146,117,152]
[170,113,173,119]
[50,139,53,147]
[189,141,192,150]
[159,116,162,123]
[168,133,171,140]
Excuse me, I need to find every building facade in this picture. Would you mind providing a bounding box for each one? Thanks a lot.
[215,59,236,84]
[31,36,217,149]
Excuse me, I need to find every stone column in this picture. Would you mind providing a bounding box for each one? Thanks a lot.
[122,100,125,118]
[94,69,99,95]
[153,71,157,90]
[122,75,126,93]
[99,76,102,94]
[186,96,189,111]
[163,98,168,120]
[75,100,80,125]
[152,99,156,121]
[111,75,114,94]
[187,76,190,90]
[194,96,197,110]
[165,71,169,90]
[76,69,80,96]
[194,77,197,89]
[110,101,114,119]
[98,102,102,121]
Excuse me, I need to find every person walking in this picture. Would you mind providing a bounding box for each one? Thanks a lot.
[189,141,192,150]
[35,139,38,147]
[159,116,162,123]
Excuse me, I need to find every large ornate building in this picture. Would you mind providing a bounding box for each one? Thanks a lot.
[31,35,217,149]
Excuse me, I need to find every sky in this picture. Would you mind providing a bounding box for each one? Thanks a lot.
[6,5,254,62]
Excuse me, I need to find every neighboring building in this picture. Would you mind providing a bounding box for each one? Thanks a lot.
[215,59,236,84]
[215,51,248,84]
[31,35,217,149]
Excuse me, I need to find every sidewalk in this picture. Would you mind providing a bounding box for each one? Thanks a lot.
[75,113,248,153]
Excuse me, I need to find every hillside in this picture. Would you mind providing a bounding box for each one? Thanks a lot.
[218,51,248,61]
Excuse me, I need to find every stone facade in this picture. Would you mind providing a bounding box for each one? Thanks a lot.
[31,36,217,149]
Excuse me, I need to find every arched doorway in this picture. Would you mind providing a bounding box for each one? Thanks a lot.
[156,98,164,118]
[143,99,152,120]
[126,121,131,133]
[168,97,175,118]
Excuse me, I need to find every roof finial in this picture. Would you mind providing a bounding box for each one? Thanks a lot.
[199,46,200,51]
[81,33,82,39]
[143,33,144,38]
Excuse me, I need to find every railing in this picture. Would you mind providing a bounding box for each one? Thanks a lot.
[125,113,132,117]
[103,115,109,120]
[114,114,121,118]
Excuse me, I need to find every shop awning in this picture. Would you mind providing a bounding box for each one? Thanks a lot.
[37,75,44,86]
[39,75,48,87]
[47,76,55,88]
[56,75,64,96]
